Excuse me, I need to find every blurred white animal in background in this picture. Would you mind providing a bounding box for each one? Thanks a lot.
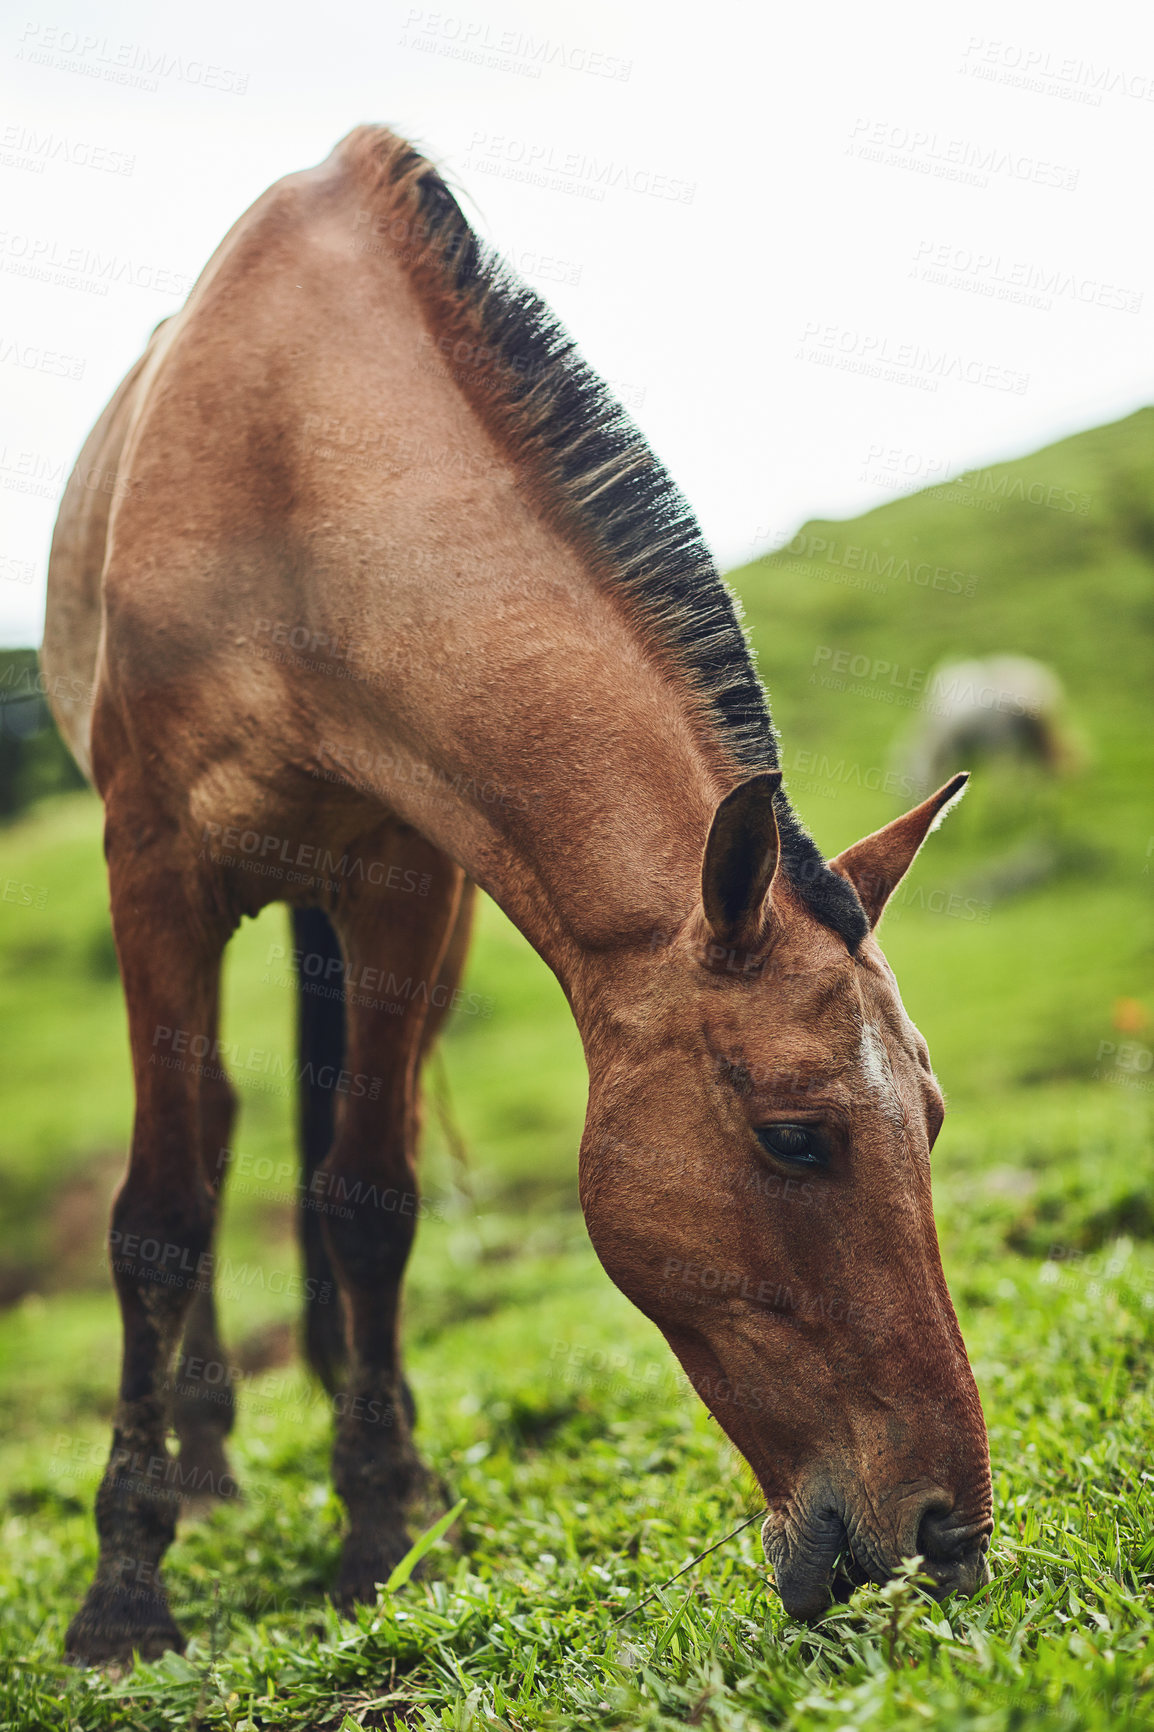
[896,655,1077,796]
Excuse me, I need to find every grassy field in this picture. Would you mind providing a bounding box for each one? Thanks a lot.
[0,410,1152,1728]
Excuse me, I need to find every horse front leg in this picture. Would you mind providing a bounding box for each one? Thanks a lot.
[169,994,240,1513]
[65,825,228,1665]
[324,839,467,1609]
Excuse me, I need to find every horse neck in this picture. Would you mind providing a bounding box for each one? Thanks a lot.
[326,521,729,990]
[271,212,735,990]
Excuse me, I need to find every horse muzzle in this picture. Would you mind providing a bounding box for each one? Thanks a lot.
[761,1490,991,1622]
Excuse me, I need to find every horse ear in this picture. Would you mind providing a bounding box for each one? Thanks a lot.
[701,771,782,946]
[830,772,969,928]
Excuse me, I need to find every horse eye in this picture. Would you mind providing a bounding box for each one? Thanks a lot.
[755,1124,829,1168]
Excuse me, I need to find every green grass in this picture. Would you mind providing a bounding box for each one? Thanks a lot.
[1,409,1152,1727]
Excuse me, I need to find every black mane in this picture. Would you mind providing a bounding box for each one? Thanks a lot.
[356,128,869,952]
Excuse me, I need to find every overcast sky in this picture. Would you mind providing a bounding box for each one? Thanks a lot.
[2,0,1152,644]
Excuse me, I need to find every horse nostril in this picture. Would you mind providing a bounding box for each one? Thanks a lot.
[916,1504,989,1566]
[916,1504,962,1562]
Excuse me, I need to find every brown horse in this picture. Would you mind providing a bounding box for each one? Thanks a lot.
[43,126,991,1665]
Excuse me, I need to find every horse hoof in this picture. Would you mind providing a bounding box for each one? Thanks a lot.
[333,1531,412,1611]
[179,1463,242,1522]
[64,1593,186,1667]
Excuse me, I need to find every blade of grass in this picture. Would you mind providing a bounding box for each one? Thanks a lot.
[384,1498,468,1593]
[653,1584,695,1659]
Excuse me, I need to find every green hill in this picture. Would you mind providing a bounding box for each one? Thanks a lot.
[740,406,1154,857]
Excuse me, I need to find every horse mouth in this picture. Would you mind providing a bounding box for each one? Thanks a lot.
[761,1506,851,1622]
[761,1508,990,1621]
[829,1552,872,1603]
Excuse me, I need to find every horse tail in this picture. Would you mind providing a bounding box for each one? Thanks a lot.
[292,906,348,1393]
